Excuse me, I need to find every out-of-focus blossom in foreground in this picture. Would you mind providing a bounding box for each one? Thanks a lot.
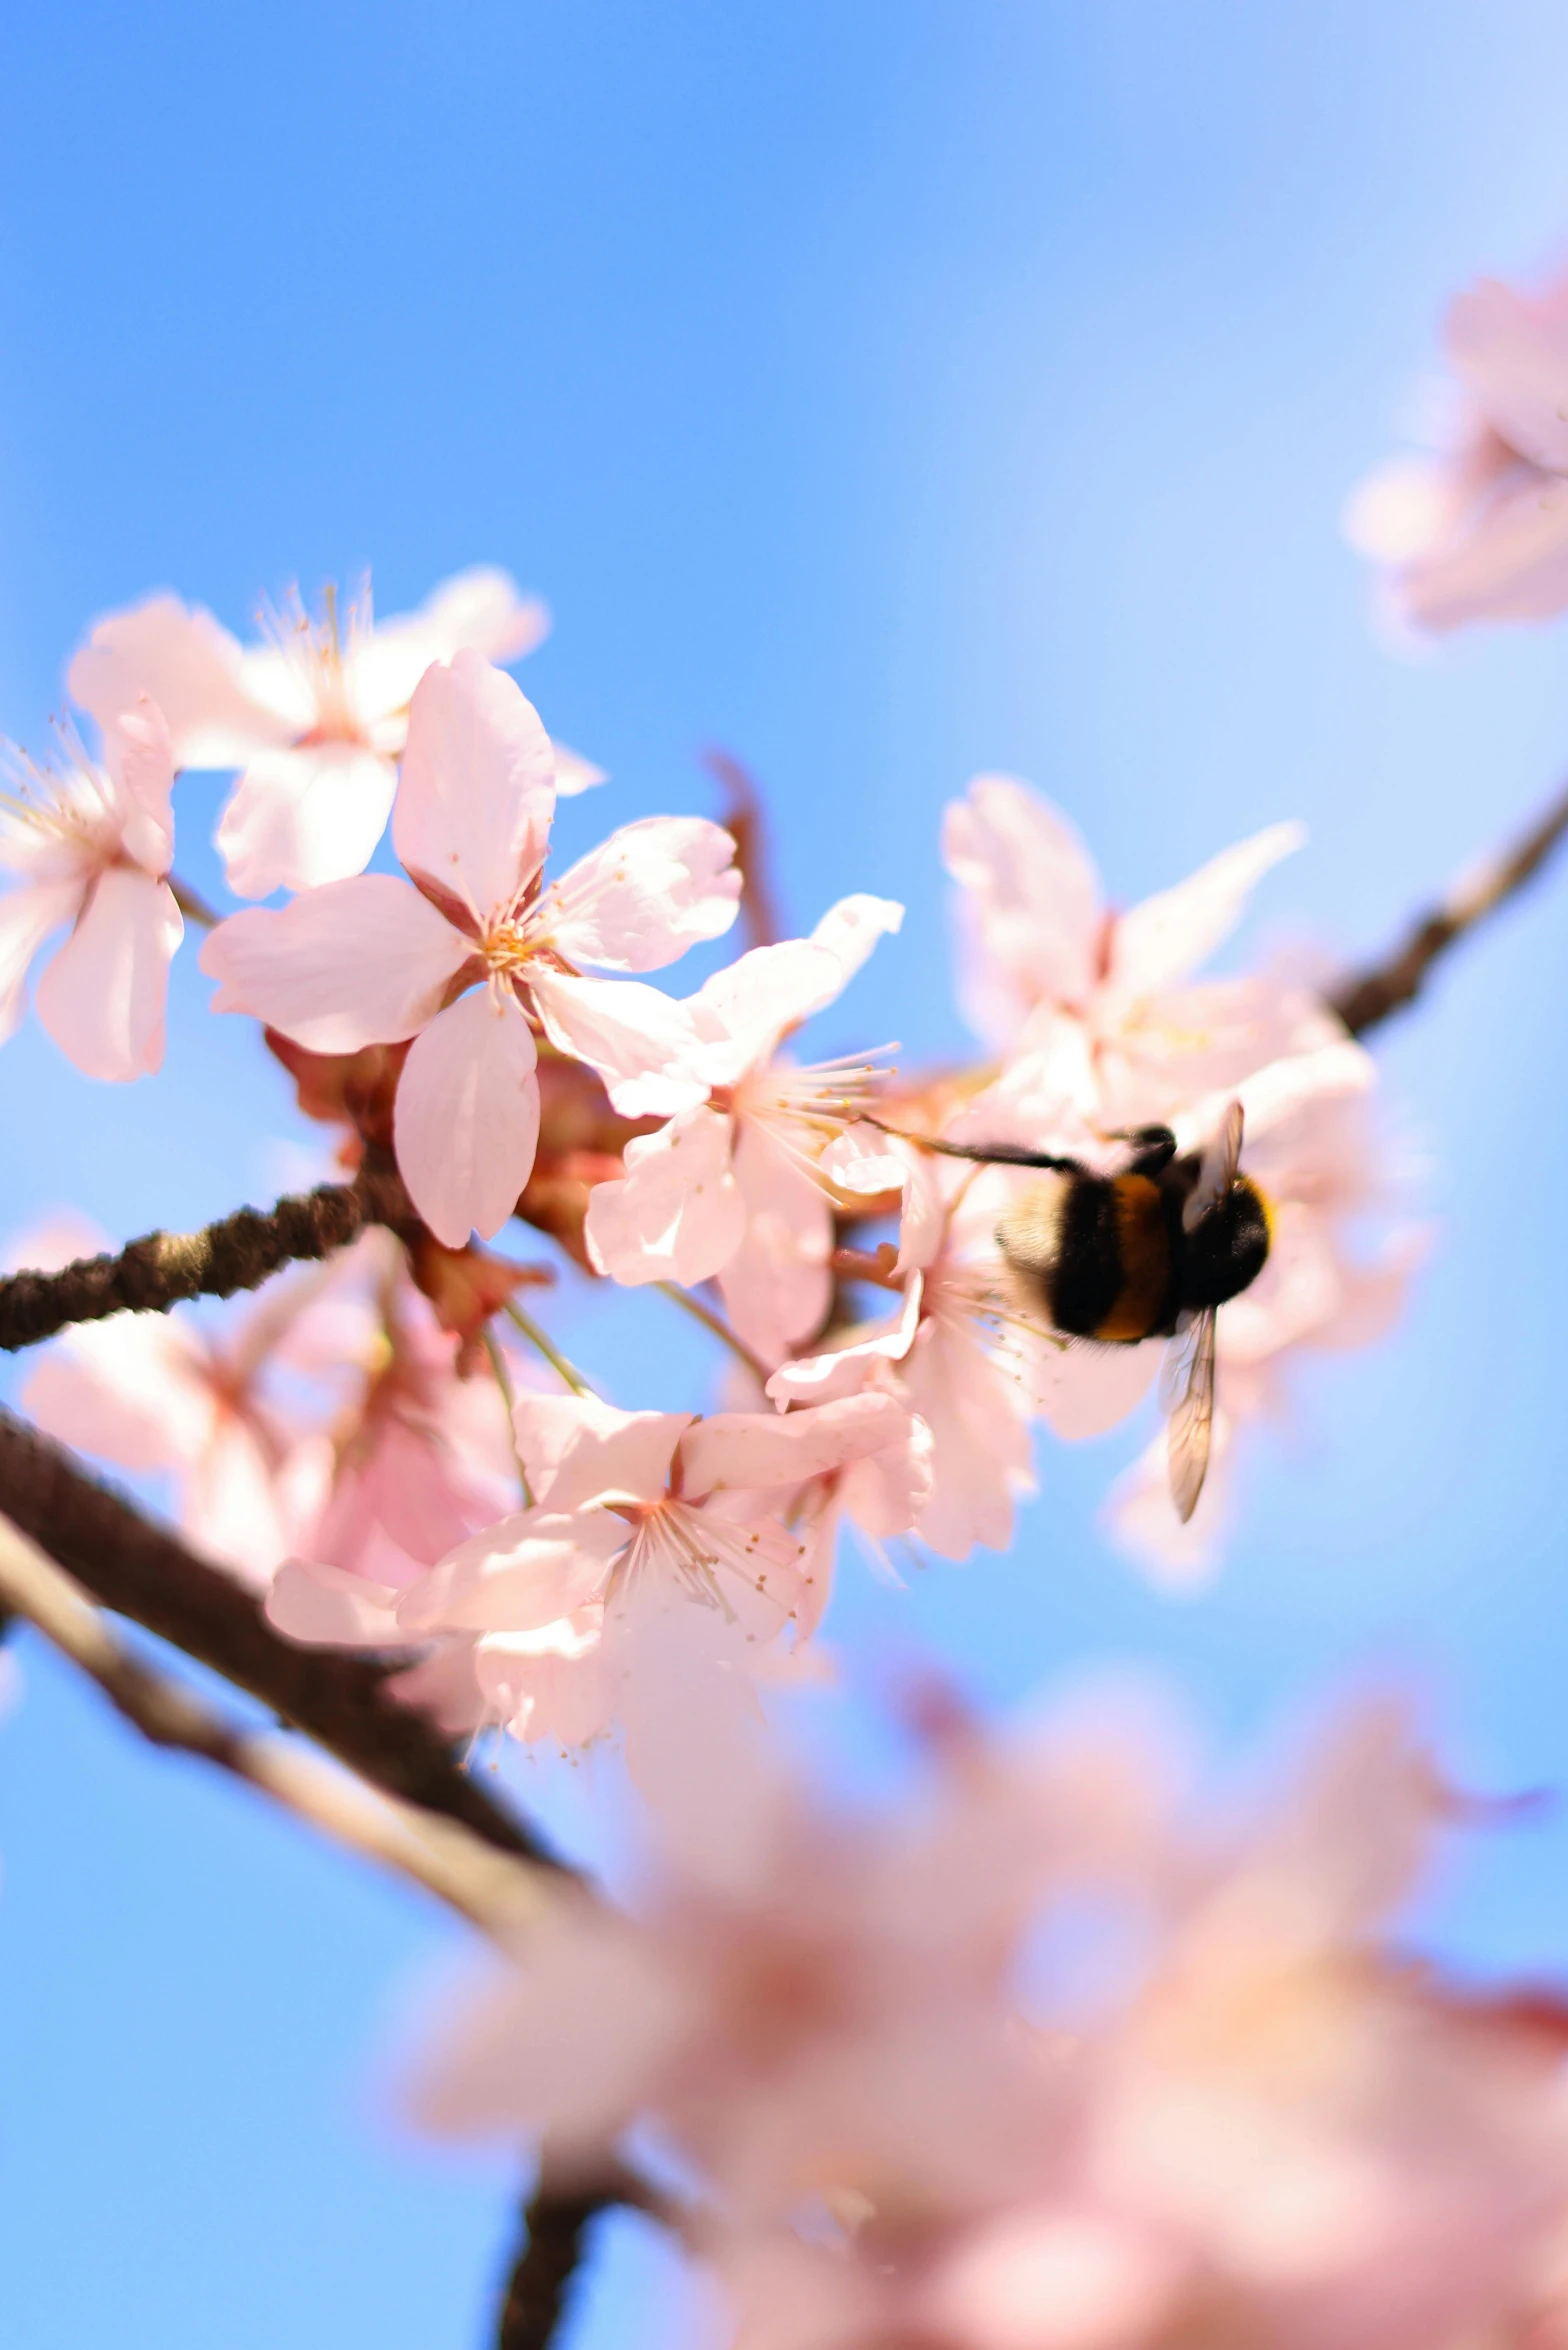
[201,651,741,1245]
[68,566,559,896]
[0,702,182,1080]
[412,1680,1568,2350]
[1346,269,1568,632]
[584,894,903,1363]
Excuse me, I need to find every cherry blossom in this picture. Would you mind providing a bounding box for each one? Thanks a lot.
[1346,269,1568,632]
[942,773,1312,1122]
[265,1233,523,1654]
[200,650,740,1246]
[23,1245,350,1587]
[0,701,182,1080]
[68,566,562,897]
[583,894,903,1363]
[393,1386,928,1745]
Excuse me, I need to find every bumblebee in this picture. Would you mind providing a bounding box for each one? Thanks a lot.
[882,1102,1268,1523]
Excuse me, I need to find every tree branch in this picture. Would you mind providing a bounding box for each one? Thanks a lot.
[1331,773,1568,1037]
[0,1406,567,1873]
[496,2166,663,2350]
[0,1165,416,1353]
[0,1510,551,1932]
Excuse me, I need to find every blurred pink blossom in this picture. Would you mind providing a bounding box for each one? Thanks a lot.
[1346,270,1568,631]
[201,650,740,1244]
[68,566,565,896]
[0,701,183,1080]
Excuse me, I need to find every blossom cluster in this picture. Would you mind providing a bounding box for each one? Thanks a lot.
[1,557,1422,1750]
[414,1667,1568,2350]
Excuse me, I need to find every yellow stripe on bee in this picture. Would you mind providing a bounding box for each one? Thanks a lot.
[1092,1175,1169,1343]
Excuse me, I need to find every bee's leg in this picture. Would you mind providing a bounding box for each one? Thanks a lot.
[862,1118,1087,1173]
[1110,1124,1178,1176]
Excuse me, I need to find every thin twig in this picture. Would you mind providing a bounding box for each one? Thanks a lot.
[654,1281,771,1387]
[1331,773,1568,1036]
[0,1406,567,1871]
[495,2163,672,2350]
[701,746,783,949]
[503,1302,596,1398]
[0,1165,414,1353]
[483,1325,535,1506]
[0,1510,553,1933]
[168,873,220,929]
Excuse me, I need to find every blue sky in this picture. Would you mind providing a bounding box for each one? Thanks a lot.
[6,4,1568,2343]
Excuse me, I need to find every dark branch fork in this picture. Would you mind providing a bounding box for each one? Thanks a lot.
[0,1406,565,1871]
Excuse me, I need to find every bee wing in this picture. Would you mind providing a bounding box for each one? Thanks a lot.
[1182,1098,1245,1233]
[1160,1306,1217,1524]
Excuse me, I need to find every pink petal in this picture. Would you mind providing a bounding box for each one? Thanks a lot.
[0,878,83,1045]
[67,593,284,769]
[764,1280,922,1407]
[398,1508,628,1634]
[544,816,740,972]
[583,1104,744,1286]
[1106,821,1304,1005]
[185,1418,300,1588]
[511,1395,691,1512]
[215,743,398,897]
[392,650,555,923]
[904,1317,1034,1559]
[678,1389,914,1498]
[393,982,541,1246]
[716,1118,832,1365]
[200,876,467,1051]
[1032,1334,1162,1440]
[1399,469,1568,630]
[942,777,1102,1040]
[550,741,607,797]
[36,869,182,1080]
[527,967,709,1117]
[102,701,177,874]
[687,939,848,1085]
[409,1917,696,2146]
[1448,276,1568,473]
[25,1317,216,1470]
[266,1559,408,1646]
[415,566,553,664]
[807,892,904,985]
[474,1615,615,1748]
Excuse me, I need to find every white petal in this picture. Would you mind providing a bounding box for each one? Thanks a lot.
[415,566,552,664]
[716,1118,832,1365]
[941,776,1102,1040]
[266,1560,409,1647]
[393,983,540,1245]
[215,744,397,897]
[200,876,467,1051]
[807,892,903,985]
[67,593,285,769]
[583,1104,745,1286]
[0,879,83,1046]
[36,870,182,1081]
[1107,821,1305,1004]
[510,1394,691,1511]
[544,816,740,972]
[686,938,847,1085]
[678,1390,914,1498]
[528,968,709,1117]
[392,651,555,924]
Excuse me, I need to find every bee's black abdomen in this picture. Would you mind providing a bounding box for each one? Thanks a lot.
[1047,1179,1125,1338]
[1175,1176,1271,1312]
